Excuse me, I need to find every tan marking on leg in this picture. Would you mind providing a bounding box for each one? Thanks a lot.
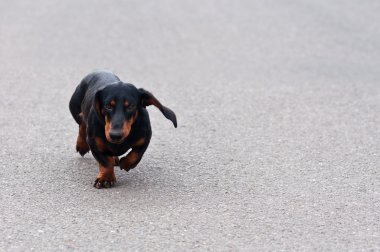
[95,137,109,152]
[134,138,145,147]
[94,157,116,189]
[76,116,89,155]
[120,151,140,171]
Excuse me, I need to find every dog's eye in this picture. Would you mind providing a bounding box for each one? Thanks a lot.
[104,104,113,110]
[126,105,136,111]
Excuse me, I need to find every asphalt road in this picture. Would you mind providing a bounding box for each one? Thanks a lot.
[1,0,379,251]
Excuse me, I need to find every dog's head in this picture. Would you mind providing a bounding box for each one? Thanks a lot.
[94,82,177,143]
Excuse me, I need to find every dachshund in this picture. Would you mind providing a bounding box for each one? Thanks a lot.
[69,70,177,188]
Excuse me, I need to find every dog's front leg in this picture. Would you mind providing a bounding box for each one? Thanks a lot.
[93,155,116,189]
[119,143,149,172]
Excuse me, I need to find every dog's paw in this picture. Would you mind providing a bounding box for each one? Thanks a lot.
[93,172,116,189]
[94,178,115,189]
[119,155,138,172]
[76,140,90,156]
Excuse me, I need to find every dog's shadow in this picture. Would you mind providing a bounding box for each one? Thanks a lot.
[70,155,167,190]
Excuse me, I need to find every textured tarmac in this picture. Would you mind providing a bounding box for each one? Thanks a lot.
[0,0,379,251]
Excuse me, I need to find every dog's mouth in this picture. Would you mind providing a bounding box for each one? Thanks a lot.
[109,140,124,144]
[106,136,126,144]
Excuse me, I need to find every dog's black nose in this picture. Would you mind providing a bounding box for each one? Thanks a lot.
[109,131,124,142]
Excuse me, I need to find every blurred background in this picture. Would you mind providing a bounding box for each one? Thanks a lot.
[0,0,379,251]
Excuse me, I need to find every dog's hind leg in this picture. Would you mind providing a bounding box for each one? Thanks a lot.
[76,113,90,156]
[70,80,90,155]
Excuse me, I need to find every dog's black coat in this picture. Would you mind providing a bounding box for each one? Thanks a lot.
[69,70,177,188]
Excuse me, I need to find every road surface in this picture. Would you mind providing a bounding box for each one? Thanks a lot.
[0,0,379,251]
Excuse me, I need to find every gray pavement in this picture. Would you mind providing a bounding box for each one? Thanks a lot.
[1,0,380,251]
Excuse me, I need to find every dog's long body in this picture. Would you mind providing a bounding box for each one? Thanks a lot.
[69,70,177,188]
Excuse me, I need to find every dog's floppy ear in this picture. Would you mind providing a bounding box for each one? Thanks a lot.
[139,88,177,128]
[94,89,105,122]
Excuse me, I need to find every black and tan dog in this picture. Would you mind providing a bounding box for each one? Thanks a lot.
[69,70,177,188]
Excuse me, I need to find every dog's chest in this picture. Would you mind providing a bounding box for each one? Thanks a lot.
[106,139,135,156]
[107,144,131,156]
